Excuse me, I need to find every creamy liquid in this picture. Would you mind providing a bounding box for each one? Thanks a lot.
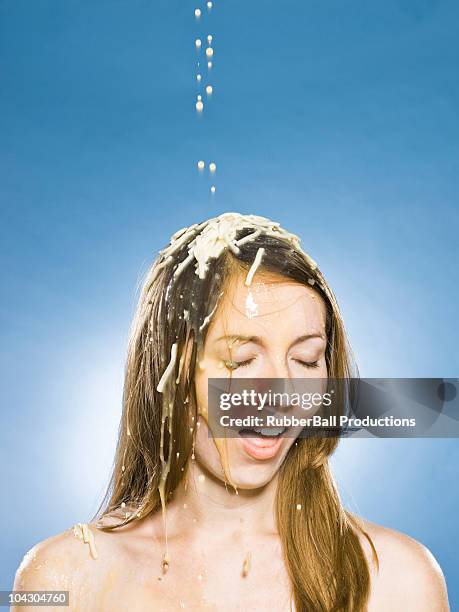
[245,247,265,286]
[72,522,98,560]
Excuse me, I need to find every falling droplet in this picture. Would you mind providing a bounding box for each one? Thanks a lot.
[206,47,214,58]
[296,503,302,511]
[195,39,202,49]
[207,1,213,9]
[196,101,204,112]
[197,160,205,171]
[210,185,216,194]
[209,162,216,173]
[206,85,213,95]
[242,551,252,578]
[121,502,126,509]
[207,61,213,69]
[162,553,170,574]
[198,474,206,483]
[194,8,201,18]
[197,94,202,101]
[207,34,213,43]
[196,73,202,82]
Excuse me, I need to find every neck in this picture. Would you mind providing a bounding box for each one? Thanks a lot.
[152,459,279,541]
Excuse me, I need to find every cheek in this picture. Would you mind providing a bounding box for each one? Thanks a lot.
[194,419,214,457]
[195,357,233,420]
[194,418,228,478]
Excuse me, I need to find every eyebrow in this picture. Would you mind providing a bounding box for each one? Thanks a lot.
[214,333,326,347]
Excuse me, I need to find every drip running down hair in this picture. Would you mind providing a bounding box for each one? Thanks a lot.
[93,213,378,612]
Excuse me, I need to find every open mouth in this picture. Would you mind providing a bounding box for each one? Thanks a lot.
[238,426,287,460]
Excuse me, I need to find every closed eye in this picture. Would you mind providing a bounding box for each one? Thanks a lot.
[224,358,255,371]
[293,359,320,369]
[224,358,319,371]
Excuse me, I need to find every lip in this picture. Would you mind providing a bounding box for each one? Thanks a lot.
[240,435,284,460]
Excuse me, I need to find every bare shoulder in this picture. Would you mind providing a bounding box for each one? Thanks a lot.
[352,516,450,611]
[13,522,118,611]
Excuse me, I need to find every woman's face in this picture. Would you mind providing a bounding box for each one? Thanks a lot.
[194,270,328,489]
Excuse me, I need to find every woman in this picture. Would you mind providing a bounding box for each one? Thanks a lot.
[14,212,449,611]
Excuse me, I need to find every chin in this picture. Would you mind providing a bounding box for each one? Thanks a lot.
[227,463,280,489]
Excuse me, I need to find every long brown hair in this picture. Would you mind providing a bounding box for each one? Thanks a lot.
[94,214,376,611]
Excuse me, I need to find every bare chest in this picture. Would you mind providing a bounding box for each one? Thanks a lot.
[78,541,293,612]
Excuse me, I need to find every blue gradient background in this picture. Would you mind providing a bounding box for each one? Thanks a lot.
[1,0,458,606]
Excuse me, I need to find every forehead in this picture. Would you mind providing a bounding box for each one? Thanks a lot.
[206,271,327,341]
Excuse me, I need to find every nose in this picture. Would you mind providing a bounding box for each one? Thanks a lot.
[262,354,291,379]
[254,354,291,392]
[252,354,295,401]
